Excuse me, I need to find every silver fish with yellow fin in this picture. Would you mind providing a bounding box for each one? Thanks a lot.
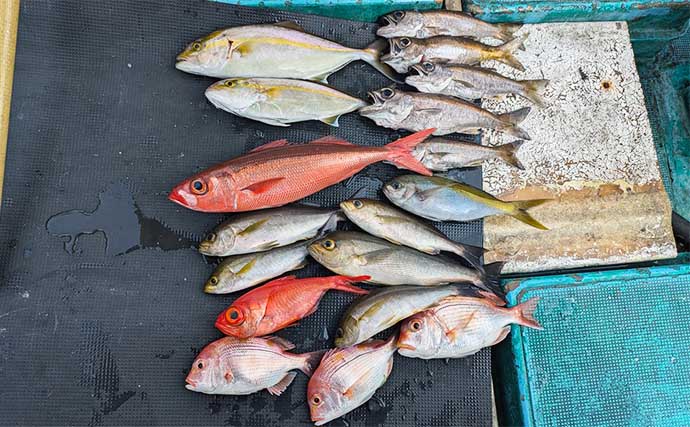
[384,175,549,229]
[199,205,343,257]
[381,35,527,74]
[205,78,366,127]
[204,241,310,294]
[308,231,504,295]
[176,22,397,82]
[339,198,484,269]
[407,62,548,106]
[377,10,521,42]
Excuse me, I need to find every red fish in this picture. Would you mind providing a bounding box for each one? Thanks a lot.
[169,129,435,212]
[215,275,370,338]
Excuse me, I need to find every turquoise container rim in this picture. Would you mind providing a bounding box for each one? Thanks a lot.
[503,263,690,426]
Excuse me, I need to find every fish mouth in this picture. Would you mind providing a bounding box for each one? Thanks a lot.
[410,63,427,76]
[185,378,197,388]
[168,188,197,208]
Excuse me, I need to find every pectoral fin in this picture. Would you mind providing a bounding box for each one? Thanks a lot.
[357,249,397,266]
[451,78,476,88]
[237,218,270,236]
[236,258,257,276]
[240,178,285,195]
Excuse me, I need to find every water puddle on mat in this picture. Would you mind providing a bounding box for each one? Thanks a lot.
[46,183,195,255]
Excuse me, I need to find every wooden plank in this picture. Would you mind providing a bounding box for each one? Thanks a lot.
[480,22,676,273]
[0,0,20,207]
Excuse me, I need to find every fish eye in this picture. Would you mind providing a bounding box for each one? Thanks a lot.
[390,181,402,190]
[394,11,405,20]
[335,328,344,338]
[423,62,435,72]
[321,239,336,251]
[191,179,208,195]
[208,276,218,286]
[380,88,395,99]
[197,361,204,369]
[205,232,217,243]
[225,307,244,325]
[225,80,235,87]
[352,200,363,209]
[311,395,323,406]
[411,320,422,331]
[400,38,411,48]
[192,41,202,51]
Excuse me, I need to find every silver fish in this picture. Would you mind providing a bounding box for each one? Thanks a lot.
[339,198,484,269]
[204,241,310,294]
[377,10,521,42]
[308,335,397,425]
[398,296,542,359]
[205,78,367,127]
[383,175,549,229]
[176,22,396,82]
[381,35,526,74]
[185,335,324,395]
[407,62,548,106]
[308,231,503,295]
[359,87,531,139]
[335,285,501,348]
[414,138,525,170]
[199,205,343,257]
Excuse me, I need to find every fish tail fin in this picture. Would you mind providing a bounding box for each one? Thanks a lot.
[497,140,526,170]
[384,129,435,175]
[510,199,550,230]
[299,350,327,376]
[511,297,543,330]
[496,23,522,42]
[493,34,527,71]
[497,107,532,140]
[363,39,403,82]
[479,261,505,299]
[521,79,549,107]
[330,275,370,294]
[450,242,486,271]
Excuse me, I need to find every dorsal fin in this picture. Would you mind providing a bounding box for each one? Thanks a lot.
[274,21,305,32]
[250,139,290,153]
[309,136,354,146]
[264,275,298,287]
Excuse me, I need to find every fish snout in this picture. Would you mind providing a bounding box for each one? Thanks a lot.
[396,341,416,351]
[168,187,193,207]
[185,377,197,389]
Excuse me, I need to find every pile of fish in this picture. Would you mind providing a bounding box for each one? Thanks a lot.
[172,10,546,425]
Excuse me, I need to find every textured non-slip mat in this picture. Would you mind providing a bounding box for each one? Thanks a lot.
[0,1,489,425]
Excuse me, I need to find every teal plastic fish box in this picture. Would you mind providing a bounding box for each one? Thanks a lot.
[463,2,690,426]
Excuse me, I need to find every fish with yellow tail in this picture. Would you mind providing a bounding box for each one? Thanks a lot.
[176,22,398,82]
[383,175,550,230]
[205,78,367,127]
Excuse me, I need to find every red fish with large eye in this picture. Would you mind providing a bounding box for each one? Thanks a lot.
[215,275,370,338]
[168,129,435,213]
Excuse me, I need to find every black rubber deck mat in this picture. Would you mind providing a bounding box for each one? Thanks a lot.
[0,1,489,425]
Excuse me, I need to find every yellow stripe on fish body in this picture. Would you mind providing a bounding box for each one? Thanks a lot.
[425,176,514,213]
[233,37,357,56]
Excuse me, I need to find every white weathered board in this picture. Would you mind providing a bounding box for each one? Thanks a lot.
[480,22,676,273]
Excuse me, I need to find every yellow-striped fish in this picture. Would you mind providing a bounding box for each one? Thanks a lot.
[205,78,367,127]
[176,22,397,82]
